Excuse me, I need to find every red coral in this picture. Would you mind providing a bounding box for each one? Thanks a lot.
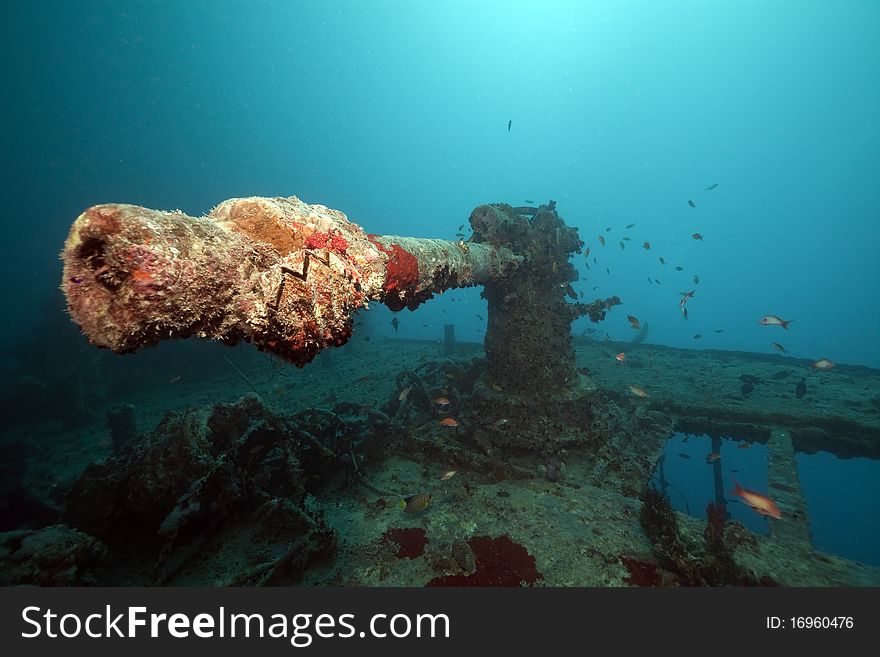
[305,231,349,254]
[620,557,662,586]
[368,237,420,305]
[426,534,543,586]
[305,232,329,250]
[329,232,349,253]
[380,527,428,559]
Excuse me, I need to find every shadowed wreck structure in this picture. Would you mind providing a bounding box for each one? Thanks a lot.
[5,195,873,587]
[470,202,619,396]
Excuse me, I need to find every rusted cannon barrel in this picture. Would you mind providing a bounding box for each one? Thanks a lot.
[61,196,522,366]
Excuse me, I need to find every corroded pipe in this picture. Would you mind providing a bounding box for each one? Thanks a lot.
[61,196,522,366]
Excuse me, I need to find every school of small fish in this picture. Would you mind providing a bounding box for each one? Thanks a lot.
[568,178,838,403]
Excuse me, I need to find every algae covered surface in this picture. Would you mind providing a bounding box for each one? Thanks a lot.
[2,337,878,587]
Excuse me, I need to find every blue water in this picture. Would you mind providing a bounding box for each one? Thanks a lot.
[797,451,880,566]
[1,1,878,583]
[657,433,771,537]
[2,1,878,359]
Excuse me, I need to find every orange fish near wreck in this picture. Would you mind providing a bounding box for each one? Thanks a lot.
[440,417,460,427]
[732,481,782,519]
[615,352,626,364]
[812,358,835,371]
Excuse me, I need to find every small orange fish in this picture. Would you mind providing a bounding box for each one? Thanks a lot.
[628,385,648,398]
[400,493,432,513]
[812,358,835,371]
[433,396,451,406]
[627,315,640,330]
[732,481,782,519]
[440,417,460,427]
[615,352,626,363]
[643,241,650,250]
[399,384,413,401]
[598,235,606,246]
[441,470,457,481]
[737,442,751,450]
[169,375,182,384]
[706,452,721,463]
[692,232,703,240]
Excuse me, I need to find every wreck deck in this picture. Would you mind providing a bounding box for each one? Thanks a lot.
[7,336,880,586]
[296,338,880,585]
[576,340,880,459]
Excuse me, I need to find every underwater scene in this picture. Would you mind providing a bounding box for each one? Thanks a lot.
[1,2,879,587]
